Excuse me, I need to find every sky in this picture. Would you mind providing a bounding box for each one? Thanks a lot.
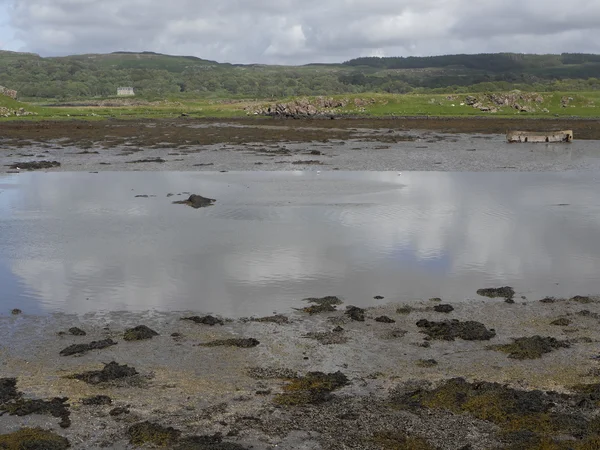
[1,0,600,64]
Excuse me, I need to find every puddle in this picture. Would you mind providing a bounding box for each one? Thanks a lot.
[1,171,600,316]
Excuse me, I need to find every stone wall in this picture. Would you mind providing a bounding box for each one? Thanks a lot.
[0,86,18,100]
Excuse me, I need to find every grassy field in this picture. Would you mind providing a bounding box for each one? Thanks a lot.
[2,91,600,121]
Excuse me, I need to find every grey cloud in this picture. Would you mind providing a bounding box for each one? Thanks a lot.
[3,0,600,63]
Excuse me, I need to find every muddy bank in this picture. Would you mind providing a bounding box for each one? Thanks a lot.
[2,294,600,449]
[2,117,600,173]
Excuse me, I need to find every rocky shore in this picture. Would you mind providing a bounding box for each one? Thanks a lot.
[2,292,600,449]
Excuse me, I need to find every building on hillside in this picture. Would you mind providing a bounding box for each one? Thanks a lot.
[117,87,135,96]
[0,86,18,100]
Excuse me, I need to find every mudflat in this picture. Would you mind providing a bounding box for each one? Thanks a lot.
[2,117,600,172]
[2,294,600,449]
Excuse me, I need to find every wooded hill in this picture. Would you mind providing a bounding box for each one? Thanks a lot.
[1,50,599,100]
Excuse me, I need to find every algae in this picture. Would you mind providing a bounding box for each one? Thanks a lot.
[0,397,71,428]
[81,395,112,406]
[70,361,138,384]
[299,296,343,315]
[128,421,181,447]
[371,431,437,450]
[416,359,438,368]
[0,428,70,450]
[550,318,571,326]
[396,306,415,315]
[173,194,216,209]
[490,336,570,360]
[433,304,454,313]
[181,315,224,326]
[304,328,348,345]
[59,338,117,356]
[0,378,20,404]
[175,434,249,450]
[246,367,298,380]
[345,306,366,322]
[571,296,593,304]
[477,286,515,300]
[251,315,289,324]
[274,371,349,406]
[123,325,159,341]
[375,316,396,323]
[416,319,496,341]
[68,327,86,336]
[200,338,260,348]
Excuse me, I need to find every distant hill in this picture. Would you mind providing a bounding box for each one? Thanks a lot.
[1,50,599,100]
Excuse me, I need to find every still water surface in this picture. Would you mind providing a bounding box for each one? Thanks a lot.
[1,171,599,316]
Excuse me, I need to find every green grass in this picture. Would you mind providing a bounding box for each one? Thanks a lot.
[2,91,600,121]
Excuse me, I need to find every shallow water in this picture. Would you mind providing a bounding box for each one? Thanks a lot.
[1,171,600,316]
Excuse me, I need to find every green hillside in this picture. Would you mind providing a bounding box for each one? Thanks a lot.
[1,50,599,100]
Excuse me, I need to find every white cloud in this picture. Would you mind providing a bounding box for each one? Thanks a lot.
[1,0,600,63]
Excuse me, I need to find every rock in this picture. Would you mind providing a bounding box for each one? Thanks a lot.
[0,397,71,428]
[123,325,159,341]
[274,371,349,405]
[251,315,289,324]
[10,309,22,315]
[0,428,70,450]
[81,395,112,406]
[109,406,130,416]
[200,338,260,348]
[490,336,569,359]
[375,316,396,323]
[300,296,343,315]
[433,304,454,313]
[9,161,60,170]
[345,306,366,322]
[0,378,20,403]
[59,338,117,356]
[181,315,224,326]
[173,194,216,209]
[304,328,348,345]
[128,421,181,447]
[374,295,385,300]
[70,361,138,384]
[416,319,496,341]
[550,318,571,326]
[68,327,86,336]
[477,286,515,301]
[416,359,438,368]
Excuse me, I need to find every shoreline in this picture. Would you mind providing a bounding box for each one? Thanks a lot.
[2,118,600,173]
[3,295,600,449]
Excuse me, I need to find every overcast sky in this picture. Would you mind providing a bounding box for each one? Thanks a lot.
[1,0,600,64]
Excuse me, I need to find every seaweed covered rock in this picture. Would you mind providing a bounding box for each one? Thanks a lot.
[304,328,348,345]
[371,431,436,450]
[200,338,259,348]
[0,397,71,428]
[416,319,496,341]
[0,378,20,404]
[70,361,138,384]
[274,371,349,405]
[300,296,343,315]
[345,306,366,322]
[173,194,216,209]
[128,421,181,447]
[123,325,159,341]
[81,395,112,406]
[175,434,250,450]
[9,161,61,171]
[433,304,454,313]
[59,338,117,356]
[10,308,22,315]
[391,377,594,444]
[181,315,224,326]
[68,327,86,336]
[250,314,289,324]
[477,286,515,301]
[550,318,571,326]
[0,428,70,450]
[490,336,569,359]
[375,316,396,323]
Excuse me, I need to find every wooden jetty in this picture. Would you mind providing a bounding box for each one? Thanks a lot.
[507,130,573,143]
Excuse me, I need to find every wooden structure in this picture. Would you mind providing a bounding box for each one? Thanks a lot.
[507,130,573,143]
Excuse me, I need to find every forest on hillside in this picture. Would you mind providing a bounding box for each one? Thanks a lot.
[1,51,600,100]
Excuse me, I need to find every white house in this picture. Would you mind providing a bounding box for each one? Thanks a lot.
[117,87,135,96]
